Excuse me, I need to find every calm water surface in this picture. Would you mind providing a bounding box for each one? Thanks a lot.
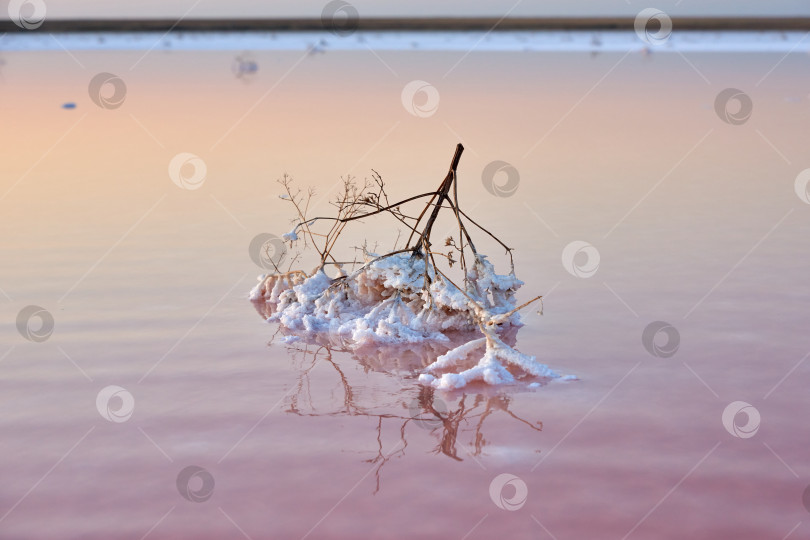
[1,41,809,539]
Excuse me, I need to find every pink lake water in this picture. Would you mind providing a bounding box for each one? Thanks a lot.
[1,36,810,539]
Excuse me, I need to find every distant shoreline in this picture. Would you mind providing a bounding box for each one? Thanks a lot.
[2,17,810,33]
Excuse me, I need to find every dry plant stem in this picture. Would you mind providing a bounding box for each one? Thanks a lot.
[452,168,469,275]
[283,143,514,291]
[409,144,464,256]
[501,295,543,319]
[301,144,510,310]
[404,191,441,249]
[458,208,514,271]
[407,144,466,304]
[319,179,355,269]
[280,176,322,259]
[306,192,437,229]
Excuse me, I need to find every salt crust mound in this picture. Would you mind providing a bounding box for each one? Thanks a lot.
[251,252,565,390]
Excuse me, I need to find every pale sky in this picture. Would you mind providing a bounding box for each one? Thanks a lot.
[6,0,810,20]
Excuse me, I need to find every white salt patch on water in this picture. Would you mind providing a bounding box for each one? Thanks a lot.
[3,31,807,53]
[252,253,571,388]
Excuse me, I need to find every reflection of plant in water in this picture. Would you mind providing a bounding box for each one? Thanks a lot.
[279,342,543,494]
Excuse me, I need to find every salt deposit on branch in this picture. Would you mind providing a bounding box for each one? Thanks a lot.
[250,144,572,390]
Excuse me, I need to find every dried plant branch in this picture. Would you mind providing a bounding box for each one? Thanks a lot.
[252,143,567,391]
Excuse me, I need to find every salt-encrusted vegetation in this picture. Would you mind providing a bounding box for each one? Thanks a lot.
[250,144,565,389]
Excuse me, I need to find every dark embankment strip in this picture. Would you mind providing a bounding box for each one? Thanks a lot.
[1,17,809,33]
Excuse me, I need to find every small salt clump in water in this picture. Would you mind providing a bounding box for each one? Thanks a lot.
[250,144,568,389]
